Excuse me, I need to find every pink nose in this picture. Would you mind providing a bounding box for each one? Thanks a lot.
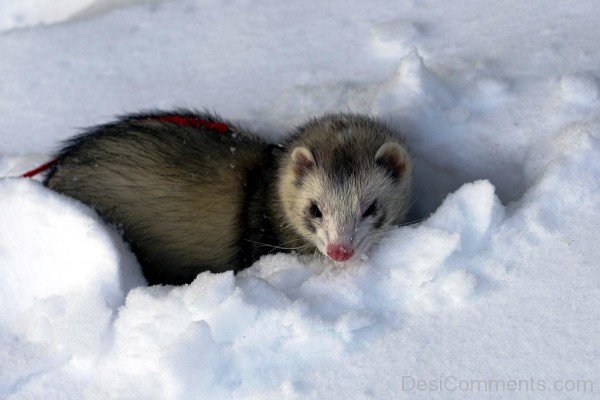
[326,243,354,262]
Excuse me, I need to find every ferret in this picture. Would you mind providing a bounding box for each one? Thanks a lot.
[45,111,411,285]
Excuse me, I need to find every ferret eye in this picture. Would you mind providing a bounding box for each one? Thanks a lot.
[363,200,377,218]
[309,202,322,218]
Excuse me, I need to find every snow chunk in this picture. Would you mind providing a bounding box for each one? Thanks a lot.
[371,180,504,313]
[560,73,599,105]
[427,180,504,253]
[379,49,455,109]
[464,77,511,111]
[440,269,477,305]
[371,19,422,59]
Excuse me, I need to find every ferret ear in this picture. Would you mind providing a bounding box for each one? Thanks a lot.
[375,142,408,180]
[290,146,316,176]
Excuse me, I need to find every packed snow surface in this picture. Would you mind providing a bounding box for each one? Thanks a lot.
[1,0,599,399]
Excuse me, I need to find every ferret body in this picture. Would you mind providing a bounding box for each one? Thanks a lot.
[45,111,411,285]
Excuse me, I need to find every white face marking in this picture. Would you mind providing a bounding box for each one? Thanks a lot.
[282,165,410,262]
[278,120,412,263]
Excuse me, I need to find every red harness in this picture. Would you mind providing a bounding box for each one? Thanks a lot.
[20,157,61,178]
[20,114,230,178]
[151,115,229,133]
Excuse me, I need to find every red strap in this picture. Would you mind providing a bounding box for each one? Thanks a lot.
[152,115,229,133]
[20,157,60,178]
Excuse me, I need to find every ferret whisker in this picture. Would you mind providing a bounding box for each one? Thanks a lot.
[243,239,307,251]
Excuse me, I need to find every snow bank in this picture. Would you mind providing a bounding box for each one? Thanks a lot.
[0,0,154,32]
[0,179,143,328]
[1,0,599,398]
[0,179,145,397]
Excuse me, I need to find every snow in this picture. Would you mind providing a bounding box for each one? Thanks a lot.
[1,0,599,398]
[0,0,153,31]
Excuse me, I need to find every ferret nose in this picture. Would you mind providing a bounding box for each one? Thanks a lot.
[326,243,354,262]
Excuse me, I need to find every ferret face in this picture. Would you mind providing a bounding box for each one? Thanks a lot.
[279,138,411,263]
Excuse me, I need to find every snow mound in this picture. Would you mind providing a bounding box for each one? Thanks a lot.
[0,179,144,396]
[560,73,599,106]
[371,20,423,59]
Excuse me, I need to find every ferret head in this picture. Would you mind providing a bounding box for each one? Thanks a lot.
[278,114,411,263]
